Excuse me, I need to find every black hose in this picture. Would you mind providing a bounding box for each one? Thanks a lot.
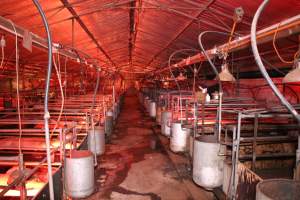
[198,31,233,92]
[91,68,101,114]
[32,0,54,199]
[198,31,232,139]
[250,0,300,123]
[90,68,100,166]
[168,48,199,92]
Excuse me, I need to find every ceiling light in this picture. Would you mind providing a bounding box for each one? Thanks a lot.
[217,63,236,82]
[283,61,300,83]
[176,72,186,81]
[165,76,172,81]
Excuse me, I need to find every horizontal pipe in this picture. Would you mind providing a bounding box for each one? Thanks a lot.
[240,136,298,142]
[239,153,295,160]
[153,13,300,74]
[0,161,61,166]
[0,156,19,161]
[0,16,77,60]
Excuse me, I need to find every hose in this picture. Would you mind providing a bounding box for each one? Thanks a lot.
[250,0,300,124]
[168,48,199,124]
[8,21,23,155]
[273,22,299,64]
[90,68,100,166]
[10,20,26,199]
[0,43,4,69]
[32,0,54,199]
[50,53,65,138]
[198,31,232,140]
[91,68,101,120]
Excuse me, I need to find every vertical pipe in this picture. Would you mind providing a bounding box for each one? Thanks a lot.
[72,18,74,48]
[230,126,237,199]
[85,112,89,135]
[179,94,183,124]
[91,116,97,166]
[62,128,66,199]
[113,84,115,104]
[185,102,188,124]
[233,113,242,199]
[252,114,258,171]
[201,102,204,135]
[192,102,198,161]
[72,124,77,149]
[217,92,223,141]
[59,129,63,162]
[19,154,27,200]
[295,135,300,180]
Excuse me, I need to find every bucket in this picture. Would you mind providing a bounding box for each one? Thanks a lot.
[256,179,300,200]
[193,135,224,189]
[88,126,105,155]
[65,150,94,198]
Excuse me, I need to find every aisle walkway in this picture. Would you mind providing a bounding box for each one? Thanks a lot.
[86,91,214,200]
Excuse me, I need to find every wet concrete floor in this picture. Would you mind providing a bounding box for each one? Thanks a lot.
[85,92,214,200]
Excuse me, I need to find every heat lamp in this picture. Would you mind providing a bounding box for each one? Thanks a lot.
[282,61,300,83]
[217,63,236,82]
[176,72,187,81]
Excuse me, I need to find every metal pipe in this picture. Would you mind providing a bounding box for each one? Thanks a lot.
[295,135,300,180]
[0,16,77,60]
[234,113,242,200]
[153,13,300,74]
[230,125,237,199]
[18,154,27,200]
[192,102,198,161]
[0,173,24,197]
[0,149,57,198]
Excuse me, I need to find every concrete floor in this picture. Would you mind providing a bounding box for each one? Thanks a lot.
[85,92,214,200]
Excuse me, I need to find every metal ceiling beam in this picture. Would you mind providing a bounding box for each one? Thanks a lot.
[143,0,215,70]
[129,0,136,68]
[144,0,229,32]
[60,0,116,67]
[129,0,142,71]
[15,0,89,23]
[45,0,135,29]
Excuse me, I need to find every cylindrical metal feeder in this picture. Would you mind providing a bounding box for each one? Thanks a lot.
[65,150,94,198]
[149,101,156,118]
[170,122,190,152]
[161,111,172,136]
[193,135,224,190]
[256,179,300,200]
[88,126,105,155]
